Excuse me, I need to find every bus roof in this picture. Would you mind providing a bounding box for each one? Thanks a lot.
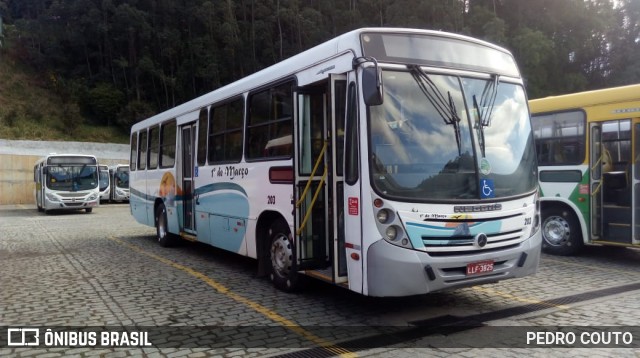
[131,27,512,132]
[529,84,640,114]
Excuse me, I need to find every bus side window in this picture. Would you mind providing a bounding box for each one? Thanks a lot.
[130,132,137,171]
[160,120,177,168]
[247,81,293,160]
[148,125,159,169]
[345,82,359,185]
[531,110,585,166]
[197,107,208,166]
[209,98,244,164]
[138,130,148,170]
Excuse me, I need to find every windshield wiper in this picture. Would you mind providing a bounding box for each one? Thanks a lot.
[473,95,486,157]
[473,74,499,158]
[409,65,462,156]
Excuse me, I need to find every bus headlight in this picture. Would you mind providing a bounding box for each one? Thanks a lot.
[45,193,59,202]
[385,226,398,241]
[373,197,412,249]
[377,209,390,224]
[88,193,98,201]
[530,192,541,237]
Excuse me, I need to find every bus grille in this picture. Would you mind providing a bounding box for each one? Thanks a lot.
[63,202,85,207]
[57,191,92,198]
[423,229,523,247]
[420,227,526,256]
[402,209,532,257]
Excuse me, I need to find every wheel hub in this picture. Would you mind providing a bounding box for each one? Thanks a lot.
[271,234,292,278]
[543,216,570,246]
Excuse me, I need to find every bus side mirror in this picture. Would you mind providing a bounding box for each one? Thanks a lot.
[362,66,383,106]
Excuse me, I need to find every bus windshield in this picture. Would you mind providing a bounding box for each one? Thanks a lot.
[369,69,537,201]
[115,167,130,188]
[47,165,99,191]
[99,169,110,191]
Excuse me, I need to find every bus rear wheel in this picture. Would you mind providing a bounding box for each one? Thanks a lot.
[268,221,300,292]
[541,207,583,256]
[156,203,176,247]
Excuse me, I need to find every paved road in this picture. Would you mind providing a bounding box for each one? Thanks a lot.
[1,204,639,357]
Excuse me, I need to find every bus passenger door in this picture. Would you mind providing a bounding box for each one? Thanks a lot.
[633,121,640,244]
[293,75,350,286]
[590,124,603,240]
[294,88,330,272]
[329,75,348,284]
[591,120,633,244]
[180,122,197,233]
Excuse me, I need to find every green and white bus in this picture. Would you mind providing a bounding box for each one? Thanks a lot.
[530,84,640,255]
[130,28,541,296]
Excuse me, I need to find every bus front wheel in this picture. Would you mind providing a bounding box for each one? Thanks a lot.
[156,204,176,247]
[541,207,583,256]
[268,221,300,292]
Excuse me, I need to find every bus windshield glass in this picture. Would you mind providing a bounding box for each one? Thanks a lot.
[46,164,98,191]
[115,167,130,188]
[99,169,110,191]
[369,69,537,201]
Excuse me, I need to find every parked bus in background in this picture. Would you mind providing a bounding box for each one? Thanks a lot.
[110,164,130,202]
[130,28,541,296]
[34,154,100,213]
[98,164,111,202]
[530,84,640,255]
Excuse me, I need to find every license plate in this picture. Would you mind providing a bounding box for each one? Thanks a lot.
[466,260,494,275]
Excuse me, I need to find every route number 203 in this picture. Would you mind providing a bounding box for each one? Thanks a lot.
[267,195,276,205]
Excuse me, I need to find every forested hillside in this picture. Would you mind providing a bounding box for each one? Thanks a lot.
[0,0,639,136]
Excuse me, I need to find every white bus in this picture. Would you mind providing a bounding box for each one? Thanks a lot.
[130,28,541,296]
[110,164,130,202]
[99,164,111,202]
[34,154,100,213]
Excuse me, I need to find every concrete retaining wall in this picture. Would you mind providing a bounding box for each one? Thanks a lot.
[0,140,129,205]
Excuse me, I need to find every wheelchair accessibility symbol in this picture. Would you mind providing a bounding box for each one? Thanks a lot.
[480,179,495,198]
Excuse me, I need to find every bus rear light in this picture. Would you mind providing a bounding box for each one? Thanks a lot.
[269,166,293,184]
[350,253,360,261]
[373,198,384,208]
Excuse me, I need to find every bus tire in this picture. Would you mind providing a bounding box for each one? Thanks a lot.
[268,220,300,292]
[85,208,93,213]
[156,203,175,247]
[541,207,583,256]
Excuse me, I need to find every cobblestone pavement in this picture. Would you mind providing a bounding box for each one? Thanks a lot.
[1,204,639,357]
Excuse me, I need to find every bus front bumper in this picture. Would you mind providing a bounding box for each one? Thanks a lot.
[44,194,100,211]
[366,230,542,297]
